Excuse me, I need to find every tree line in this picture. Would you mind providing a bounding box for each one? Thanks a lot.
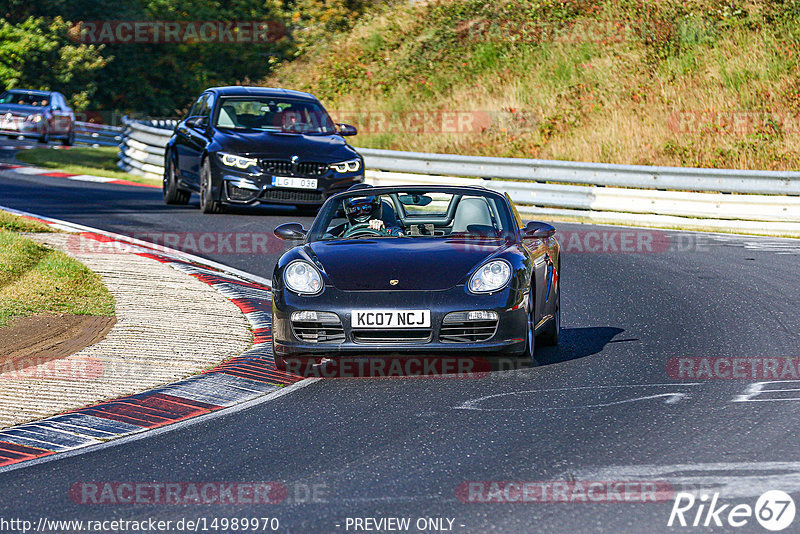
[0,0,386,119]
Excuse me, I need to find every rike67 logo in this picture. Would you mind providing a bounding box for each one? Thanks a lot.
[668,490,796,531]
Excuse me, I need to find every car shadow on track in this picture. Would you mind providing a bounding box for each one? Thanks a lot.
[530,326,626,368]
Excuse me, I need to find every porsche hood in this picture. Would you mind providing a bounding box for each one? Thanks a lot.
[306,238,510,291]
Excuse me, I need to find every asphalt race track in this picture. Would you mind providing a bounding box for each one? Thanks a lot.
[2,144,800,533]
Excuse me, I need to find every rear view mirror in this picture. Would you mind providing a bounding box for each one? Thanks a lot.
[398,194,432,206]
[274,223,307,241]
[523,221,555,240]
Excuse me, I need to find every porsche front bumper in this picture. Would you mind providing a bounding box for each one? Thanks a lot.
[272,285,529,357]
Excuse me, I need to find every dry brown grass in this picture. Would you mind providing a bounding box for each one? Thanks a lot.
[264,0,800,170]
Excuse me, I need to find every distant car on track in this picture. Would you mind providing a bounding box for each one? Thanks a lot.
[0,89,75,145]
[163,86,363,214]
[271,185,561,372]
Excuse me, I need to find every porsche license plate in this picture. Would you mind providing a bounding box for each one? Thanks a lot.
[272,176,317,190]
[352,310,430,329]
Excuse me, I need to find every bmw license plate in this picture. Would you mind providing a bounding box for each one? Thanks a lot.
[272,176,317,190]
[352,310,431,329]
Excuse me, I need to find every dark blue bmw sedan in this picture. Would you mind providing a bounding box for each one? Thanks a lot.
[163,86,364,214]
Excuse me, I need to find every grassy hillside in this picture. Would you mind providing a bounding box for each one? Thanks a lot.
[264,0,800,170]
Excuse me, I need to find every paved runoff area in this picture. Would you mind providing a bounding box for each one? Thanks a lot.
[0,225,301,469]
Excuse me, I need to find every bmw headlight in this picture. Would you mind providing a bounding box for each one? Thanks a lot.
[26,114,43,123]
[219,152,258,170]
[329,159,361,173]
[284,260,323,295]
[468,260,512,294]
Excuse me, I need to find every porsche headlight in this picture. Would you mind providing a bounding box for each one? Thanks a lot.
[284,260,323,295]
[26,114,43,123]
[219,152,258,170]
[468,260,512,294]
[329,159,361,173]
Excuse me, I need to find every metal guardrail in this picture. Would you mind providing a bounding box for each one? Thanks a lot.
[116,118,800,236]
[117,117,176,179]
[74,121,123,147]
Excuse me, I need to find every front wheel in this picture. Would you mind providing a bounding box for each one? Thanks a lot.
[538,279,560,346]
[199,158,222,214]
[518,287,535,362]
[163,157,190,205]
[61,128,74,146]
[38,131,49,144]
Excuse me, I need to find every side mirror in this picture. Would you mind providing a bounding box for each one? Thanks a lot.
[274,223,307,241]
[337,123,357,136]
[523,221,555,240]
[186,116,207,129]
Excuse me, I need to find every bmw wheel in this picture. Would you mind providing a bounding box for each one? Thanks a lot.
[163,156,191,205]
[199,158,222,214]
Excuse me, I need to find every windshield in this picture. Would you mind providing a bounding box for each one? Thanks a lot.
[0,91,49,107]
[214,97,336,134]
[307,190,516,242]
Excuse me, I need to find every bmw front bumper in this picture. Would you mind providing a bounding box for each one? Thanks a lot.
[210,158,364,206]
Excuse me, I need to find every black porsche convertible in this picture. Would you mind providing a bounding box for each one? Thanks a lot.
[271,185,561,373]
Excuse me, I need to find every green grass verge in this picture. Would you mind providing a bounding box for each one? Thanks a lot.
[0,211,54,233]
[0,213,115,327]
[15,147,161,186]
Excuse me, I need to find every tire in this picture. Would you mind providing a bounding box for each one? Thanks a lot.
[61,128,74,146]
[538,280,560,346]
[199,158,222,214]
[38,131,49,144]
[163,156,191,205]
[518,286,536,362]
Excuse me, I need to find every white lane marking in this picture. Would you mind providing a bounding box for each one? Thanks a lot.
[67,174,114,183]
[8,166,50,175]
[562,462,800,499]
[455,383,702,411]
[0,377,319,475]
[732,381,800,402]
[0,205,273,287]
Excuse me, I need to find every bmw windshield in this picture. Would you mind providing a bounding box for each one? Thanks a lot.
[214,97,336,135]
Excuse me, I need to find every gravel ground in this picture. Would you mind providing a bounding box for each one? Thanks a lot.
[0,233,253,428]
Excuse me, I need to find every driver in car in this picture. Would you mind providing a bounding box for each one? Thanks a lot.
[341,195,404,237]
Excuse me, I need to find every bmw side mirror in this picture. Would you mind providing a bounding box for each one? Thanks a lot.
[523,221,555,240]
[337,123,357,136]
[274,223,307,241]
[187,116,207,129]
